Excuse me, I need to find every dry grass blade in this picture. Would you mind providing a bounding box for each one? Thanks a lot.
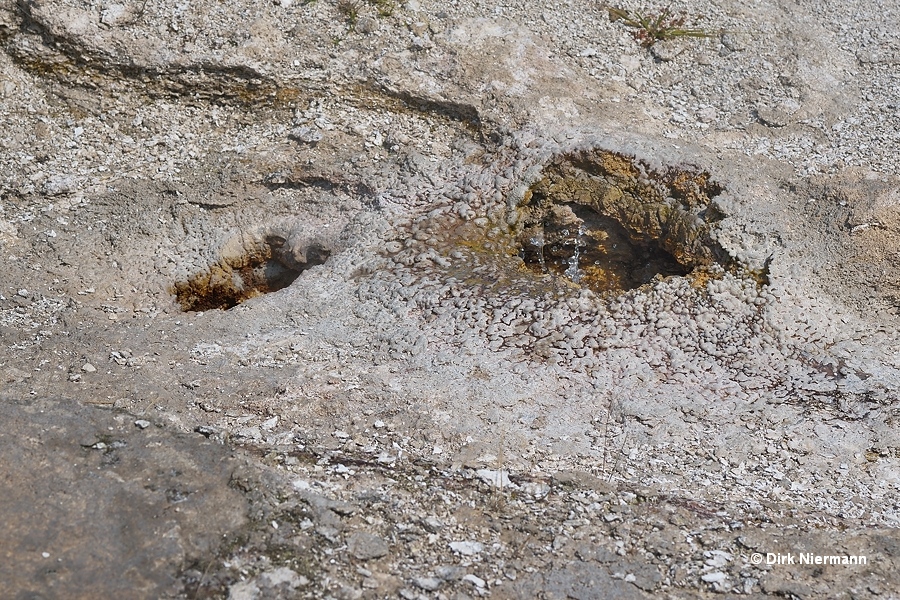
[608,6,634,23]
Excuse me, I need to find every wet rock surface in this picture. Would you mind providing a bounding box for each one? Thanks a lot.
[515,150,728,293]
[1,0,900,597]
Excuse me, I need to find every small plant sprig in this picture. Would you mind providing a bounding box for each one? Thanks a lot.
[337,0,362,27]
[336,0,395,29]
[369,0,395,17]
[608,4,716,47]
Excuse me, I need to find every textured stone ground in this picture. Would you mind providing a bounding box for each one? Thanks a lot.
[1,0,899,597]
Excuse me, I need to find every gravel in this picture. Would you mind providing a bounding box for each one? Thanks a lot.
[1,0,899,597]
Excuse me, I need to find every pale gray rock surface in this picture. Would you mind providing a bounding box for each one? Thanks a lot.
[1,0,899,597]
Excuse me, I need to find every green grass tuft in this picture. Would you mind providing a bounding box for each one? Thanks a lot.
[608,4,716,48]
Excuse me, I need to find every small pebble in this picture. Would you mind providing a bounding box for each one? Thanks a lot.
[449,541,483,556]
[413,577,441,591]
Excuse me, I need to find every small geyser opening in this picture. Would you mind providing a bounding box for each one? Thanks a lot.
[515,150,728,293]
[173,235,329,311]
